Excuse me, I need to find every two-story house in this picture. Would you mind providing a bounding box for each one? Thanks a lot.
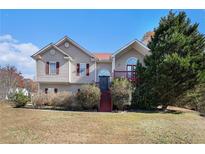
[31,36,150,93]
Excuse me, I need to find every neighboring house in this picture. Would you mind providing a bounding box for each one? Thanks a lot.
[4,88,29,100]
[31,36,150,94]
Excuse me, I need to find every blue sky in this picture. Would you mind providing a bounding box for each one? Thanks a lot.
[0,9,204,79]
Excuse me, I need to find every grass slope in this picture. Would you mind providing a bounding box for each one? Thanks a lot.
[0,103,205,143]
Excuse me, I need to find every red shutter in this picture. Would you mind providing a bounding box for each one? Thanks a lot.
[56,62,59,74]
[46,62,49,75]
[86,64,89,76]
[77,63,80,76]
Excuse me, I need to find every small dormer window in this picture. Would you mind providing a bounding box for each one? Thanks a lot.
[64,42,70,48]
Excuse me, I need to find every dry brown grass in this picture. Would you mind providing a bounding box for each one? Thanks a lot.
[0,102,205,144]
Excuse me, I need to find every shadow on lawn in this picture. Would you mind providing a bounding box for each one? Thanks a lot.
[24,105,181,114]
[200,113,205,117]
[23,105,98,112]
[128,109,183,114]
[23,104,183,114]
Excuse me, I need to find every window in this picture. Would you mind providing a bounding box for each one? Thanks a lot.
[98,69,110,76]
[54,88,58,93]
[127,57,138,65]
[49,62,56,75]
[77,63,89,76]
[126,57,137,79]
[80,63,86,76]
[45,88,48,94]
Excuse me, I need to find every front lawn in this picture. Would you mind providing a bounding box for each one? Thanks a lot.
[0,103,205,143]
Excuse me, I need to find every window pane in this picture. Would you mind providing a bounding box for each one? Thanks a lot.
[80,63,86,76]
[127,57,137,65]
[127,66,132,71]
[98,69,110,76]
[50,63,56,74]
[127,66,132,78]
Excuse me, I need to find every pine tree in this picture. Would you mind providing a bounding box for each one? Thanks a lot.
[132,11,205,109]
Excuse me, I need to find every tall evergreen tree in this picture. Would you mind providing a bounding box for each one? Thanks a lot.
[132,11,205,109]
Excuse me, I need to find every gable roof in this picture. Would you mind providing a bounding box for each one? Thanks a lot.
[112,39,150,57]
[55,36,96,58]
[31,43,72,59]
[31,36,150,61]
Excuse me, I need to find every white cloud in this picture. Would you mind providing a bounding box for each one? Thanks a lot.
[0,34,17,43]
[0,34,39,79]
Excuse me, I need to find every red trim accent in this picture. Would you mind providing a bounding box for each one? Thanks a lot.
[46,62,49,75]
[77,63,80,76]
[56,62,60,74]
[86,63,89,76]
[113,70,137,82]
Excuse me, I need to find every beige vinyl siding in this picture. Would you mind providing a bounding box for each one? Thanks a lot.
[115,48,145,71]
[36,48,69,82]
[39,83,82,94]
[96,62,112,82]
[58,41,95,84]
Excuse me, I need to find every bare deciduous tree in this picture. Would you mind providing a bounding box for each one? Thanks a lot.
[0,65,24,99]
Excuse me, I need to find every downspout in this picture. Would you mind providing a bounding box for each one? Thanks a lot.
[94,61,97,83]
[111,56,115,80]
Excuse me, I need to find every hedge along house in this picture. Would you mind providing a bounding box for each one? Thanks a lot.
[31,36,150,111]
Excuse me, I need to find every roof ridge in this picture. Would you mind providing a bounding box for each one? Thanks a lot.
[94,53,112,54]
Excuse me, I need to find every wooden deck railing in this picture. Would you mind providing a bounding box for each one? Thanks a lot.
[113,70,137,81]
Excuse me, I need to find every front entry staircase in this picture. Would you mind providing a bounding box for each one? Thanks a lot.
[99,91,112,112]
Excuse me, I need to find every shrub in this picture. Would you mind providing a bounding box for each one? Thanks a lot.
[32,93,53,107]
[76,84,100,110]
[198,101,205,115]
[52,92,82,110]
[176,82,205,115]
[68,95,83,111]
[110,78,132,110]
[11,90,30,108]
[52,92,72,108]
[32,92,82,110]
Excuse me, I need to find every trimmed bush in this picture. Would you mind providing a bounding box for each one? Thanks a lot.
[32,93,53,107]
[52,92,82,110]
[110,78,132,110]
[11,90,30,108]
[32,92,82,110]
[67,95,83,110]
[52,92,72,108]
[76,84,100,110]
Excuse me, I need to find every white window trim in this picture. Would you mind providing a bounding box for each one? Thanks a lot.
[126,57,138,65]
[125,57,138,71]
[79,63,86,77]
[49,61,57,75]
[98,69,111,76]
